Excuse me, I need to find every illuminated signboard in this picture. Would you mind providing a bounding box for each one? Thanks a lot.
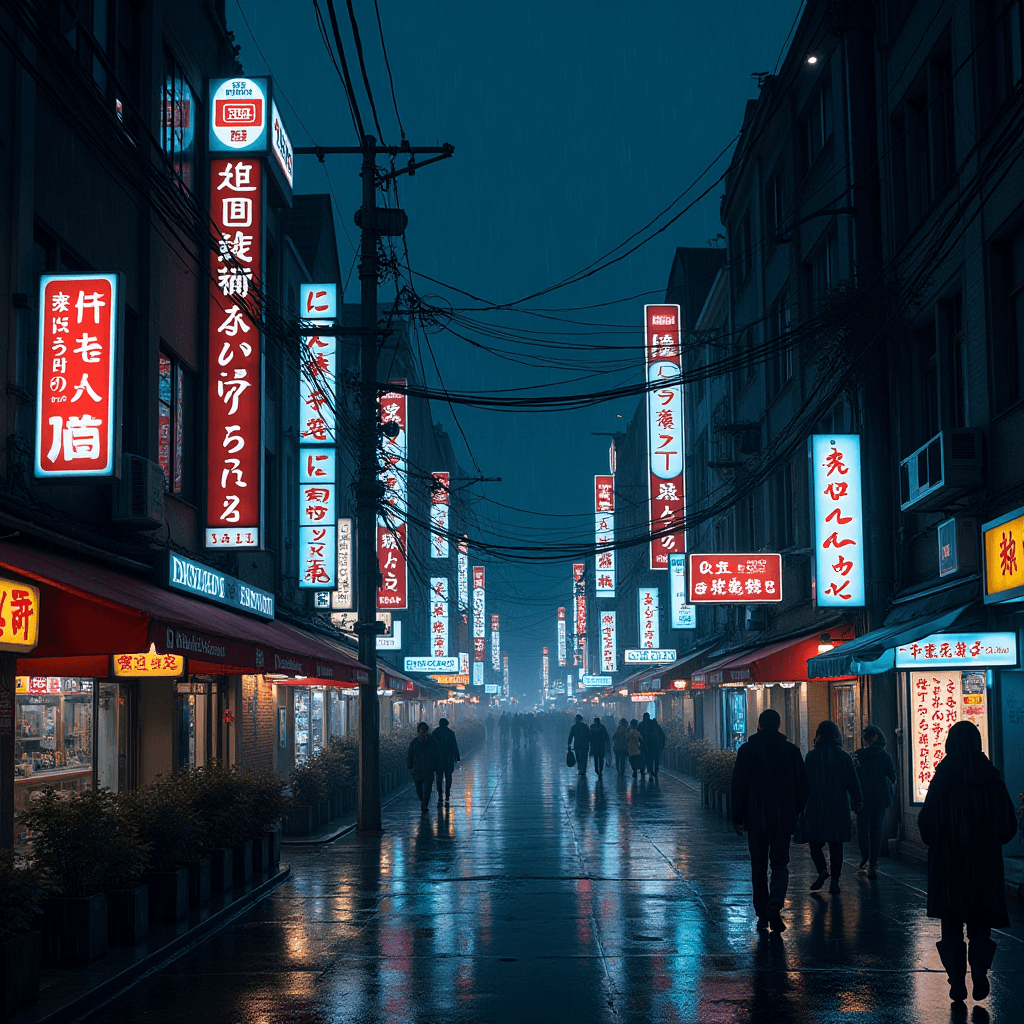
[333,517,354,610]
[982,506,1024,604]
[573,562,586,656]
[668,553,696,629]
[895,632,1016,668]
[595,474,616,596]
[405,656,459,674]
[209,77,268,152]
[270,98,293,189]
[688,554,783,603]
[377,382,408,609]
[167,552,274,619]
[430,578,449,658]
[582,674,612,688]
[458,538,469,610]
[638,587,659,648]
[600,611,617,672]
[376,620,402,651]
[0,579,40,653]
[557,606,567,667]
[36,274,123,479]
[623,649,676,664]
[810,434,865,606]
[503,654,509,696]
[431,472,450,558]
[113,651,184,677]
[473,661,484,686]
[491,613,500,671]
[472,566,486,646]
[542,645,549,697]
[644,304,685,569]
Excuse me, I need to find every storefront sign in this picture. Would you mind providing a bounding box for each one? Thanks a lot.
[982,506,1024,604]
[557,606,567,667]
[377,383,408,608]
[376,523,407,609]
[113,651,185,677]
[911,671,989,801]
[376,620,402,650]
[582,674,611,688]
[431,472,450,558]
[209,77,268,152]
[405,656,459,674]
[600,611,617,672]
[167,552,275,620]
[668,553,696,628]
[332,517,354,610]
[631,691,663,702]
[573,562,586,655]
[638,587,660,648]
[36,273,122,479]
[645,304,686,569]
[16,677,92,695]
[269,98,293,189]
[429,578,449,658]
[458,539,469,611]
[595,474,616,596]
[491,613,500,671]
[810,434,865,606]
[473,661,484,686]
[895,632,1016,668]
[206,156,263,548]
[623,648,676,664]
[484,684,499,694]
[472,566,485,647]
[0,579,40,652]
[688,554,783,603]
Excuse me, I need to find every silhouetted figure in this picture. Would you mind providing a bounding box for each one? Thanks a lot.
[639,712,666,781]
[918,721,1018,1004]
[853,724,896,879]
[612,718,629,775]
[432,717,461,805]
[485,714,495,739]
[627,719,645,778]
[800,720,862,894]
[730,708,809,934]
[407,721,442,813]
[512,713,522,748]
[499,713,510,745]
[589,716,610,778]
[567,714,591,776]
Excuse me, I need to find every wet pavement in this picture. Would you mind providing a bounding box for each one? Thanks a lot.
[89,734,1024,1023]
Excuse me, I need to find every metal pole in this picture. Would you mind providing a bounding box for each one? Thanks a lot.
[356,135,382,832]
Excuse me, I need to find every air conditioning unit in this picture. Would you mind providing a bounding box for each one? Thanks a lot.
[899,429,982,512]
[937,516,979,578]
[113,455,166,529]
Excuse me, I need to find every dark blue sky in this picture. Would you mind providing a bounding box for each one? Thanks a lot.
[235,0,800,692]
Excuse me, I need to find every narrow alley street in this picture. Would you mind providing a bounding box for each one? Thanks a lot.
[88,737,1023,1023]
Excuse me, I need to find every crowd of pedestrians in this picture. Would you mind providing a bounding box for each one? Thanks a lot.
[563,712,666,781]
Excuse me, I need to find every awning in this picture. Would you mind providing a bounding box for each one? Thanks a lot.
[692,651,748,686]
[807,584,979,679]
[694,626,856,685]
[0,542,369,684]
[621,641,719,692]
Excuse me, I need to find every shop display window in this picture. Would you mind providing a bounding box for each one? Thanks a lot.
[831,684,859,752]
[723,688,747,750]
[294,688,310,763]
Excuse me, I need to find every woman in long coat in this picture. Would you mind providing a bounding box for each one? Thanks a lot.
[407,722,442,813]
[918,721,1018,1003]
[612,719,630,775]
[626,719,645,778]
[801,720,862,894]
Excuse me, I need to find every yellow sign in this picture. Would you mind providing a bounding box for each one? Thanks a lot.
[113,650,185,677]
[983,509,1024,603]
[0,578,40,653]
[431,674,469,687]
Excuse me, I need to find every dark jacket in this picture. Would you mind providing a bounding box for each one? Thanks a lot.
[611,723,629,753]
[568,721,591,752]
[800,739,863,843]
[730,729,809,835]
[589,722,611,756]
[432,724,461,772]
[918,750,1018,926]
[853,743,896,810]
[638,718,666,754]
[407,734,441,781]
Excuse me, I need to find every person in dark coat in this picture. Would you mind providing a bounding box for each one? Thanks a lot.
[730,708,809,933]
[626,719,645,777]
[801,720,863,894]
[853,724,896,879]
[918,721,1018,1003]
[567,714,591,776]
[589,717,610,778]
[432,718,461,805]
[639,712,666,780]
[407,722,442,812]
[612,718,630,775]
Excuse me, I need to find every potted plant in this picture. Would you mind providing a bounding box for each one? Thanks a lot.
[286,759,324,836]
[180,763,248,889]
[0,849,49,1013]
[241,770,286,873]
[97,799,150,945]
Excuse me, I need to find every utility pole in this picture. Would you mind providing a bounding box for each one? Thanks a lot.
[296,137,453,833]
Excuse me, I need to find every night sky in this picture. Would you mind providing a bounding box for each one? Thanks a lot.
[235,0,800,694]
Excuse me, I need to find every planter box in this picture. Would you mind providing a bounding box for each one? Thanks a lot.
[208,848,233,893]
[107,885,149,945]
[266,824,282,866]
[284,804,313,837]
[251,834,271,873]
[232,839,253,885]
[144,868,188,923]
[41,895,107,966]
[0,930,40,1014]
[184,857,211,907]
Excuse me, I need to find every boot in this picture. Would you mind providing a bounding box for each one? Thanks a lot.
[968,936,997,1000]
[936,940,968,1002]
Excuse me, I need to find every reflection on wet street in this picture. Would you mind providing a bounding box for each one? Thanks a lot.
[90,737,1024,1022]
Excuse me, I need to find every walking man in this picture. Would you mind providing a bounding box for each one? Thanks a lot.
[639,712,666,781]
[853,724,896,879]
[730,708,809,933]
[567,714,591,777]
[590,716,610,779]
[407,722,442,813]
[432,717,461,806]
[612,718,629,775]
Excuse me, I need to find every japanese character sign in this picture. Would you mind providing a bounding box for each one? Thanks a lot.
[573,562,587,657]
[810,435,865,606]
[209,77,267,152]
[472,566,486,650]
[429,577,449,658]
[207,157,262,548]
[36,275,121,478]
[491,613,501,671]
[431,471,450,558]
[0,579,41,653]
[645,304,686,568]
[557,606,567,667]
[638,587,660,648]
[688,554,784,603]
[377,524,408,609]
[458,539,469,611]
[895,632,1017,668]
[112,651,185,677]
[600,611,617,673]
[983,508,1024,604]
[594,474,616,596]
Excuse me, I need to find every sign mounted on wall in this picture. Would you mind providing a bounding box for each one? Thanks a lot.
[431,472,450,558]
[377,383,408,608]
[895,632,1016,668]
[809,434,865,606]
[595,474,616,596]
[668,553,696,628]
[0,579,40,653]
[599,611,617,672]
[688,554,783,603]
[638,587,660,648]
[982,506,1024,604]
[623,649,676,665]
[405,656,460,674]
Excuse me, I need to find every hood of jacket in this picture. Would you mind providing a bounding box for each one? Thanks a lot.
[934,749,1001,787]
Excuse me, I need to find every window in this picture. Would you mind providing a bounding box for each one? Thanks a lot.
[745,487,761,549]
[772,464,794,549]
[764,166,786,236]
[767,294,793,397]
[162,48,197,192]
[734,209,753,284]
[983,0,1024,115]
[158,351,195,498]
[806,232,836,311]
[800,73,833,175]
[990,228,1024,413]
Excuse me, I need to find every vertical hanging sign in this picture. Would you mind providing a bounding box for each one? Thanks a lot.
[557,606,567,667]
[491,614,501,671]
[668,553,696,628]
[595,475,616,596]
[377,383,408,608]
[638,588,660,648]
[542,646,550,699]
[472,566,485,684]
[573,562,586,663]
[810,435,865,607]
[430,472,450,558]
[457,538,469,611]
[429,577,449,658]
[503,654,509,697]
[645,304,685,569]
[600,611,617,672]
[36,274,122,478]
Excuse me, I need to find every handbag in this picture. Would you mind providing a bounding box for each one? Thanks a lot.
[566,748,576,768]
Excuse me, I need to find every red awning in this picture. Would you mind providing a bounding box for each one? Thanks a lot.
[0,542,368,684]
[692,626,855,685]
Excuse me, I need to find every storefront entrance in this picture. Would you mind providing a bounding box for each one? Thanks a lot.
[97,681,137,793]
[830,683,860,752]
[176,680,215,771]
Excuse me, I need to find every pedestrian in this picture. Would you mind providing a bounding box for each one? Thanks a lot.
[485,714,495,739]
[612,718,630,775]
[590,716,610,778]
[853,724,896,879]
[407,721,442,813]
[730,707,809,933]
[800,720,863,894]
[639,712,666,781]
[499,713,510,744]
[627,718,645,778]
[567,714,591,776]
[512,714,522,748]
[918,720,1018,1004]
[432,717,461,806]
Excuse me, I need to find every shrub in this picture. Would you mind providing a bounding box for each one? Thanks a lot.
[243,768,288,835]
[174,762,249,848]
[0,849,51,940]
[119,778,205,872]
[697,749,737,793]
